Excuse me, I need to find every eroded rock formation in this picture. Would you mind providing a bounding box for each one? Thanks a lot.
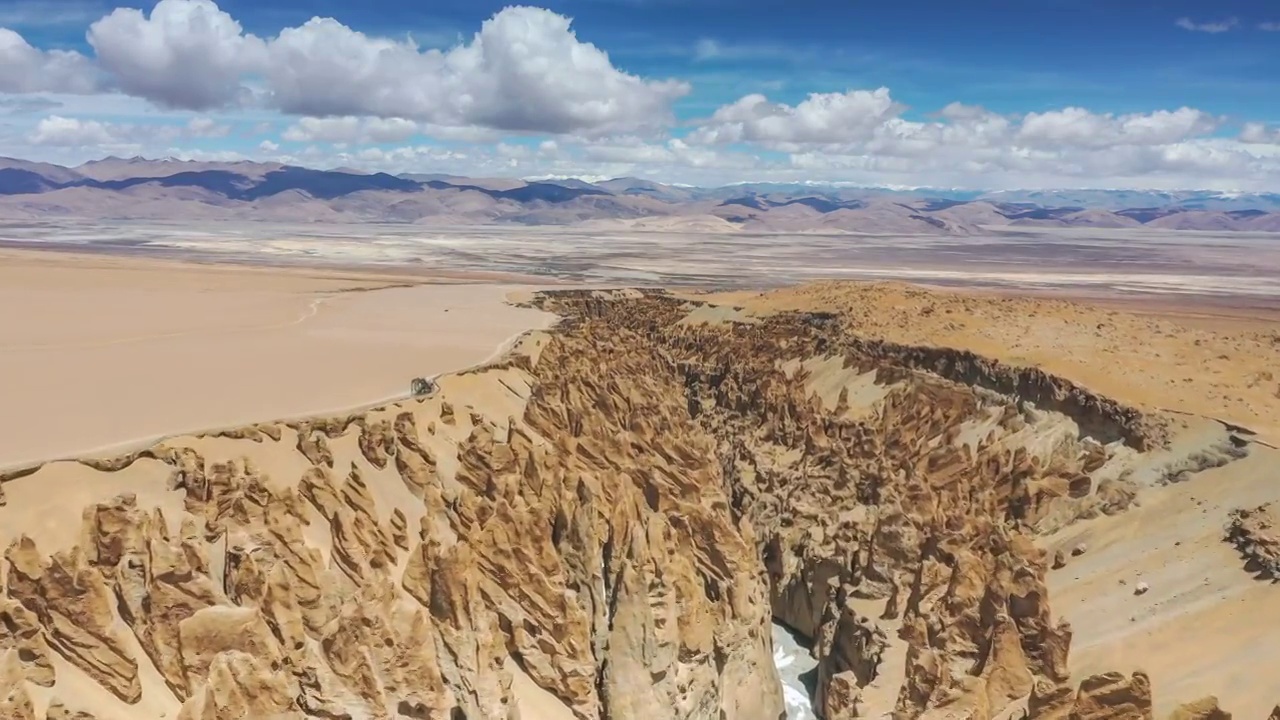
[1225,504,1280,580]
[0,289,1265,720]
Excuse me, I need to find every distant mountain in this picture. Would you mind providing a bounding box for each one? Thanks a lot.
[73,156,287,182]
[0,168,63,194]
[537,177,604,192]
[979,188,1280,213]
[593,177,699,202]
[2,156,1279,233]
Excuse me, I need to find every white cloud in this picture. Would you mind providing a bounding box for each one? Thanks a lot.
[3,1,1280,190]
[1240,122,1280,145]
[1261,22,1280,31]
[87,0,266,110]
[1174,17,1238,33]
[280,115,508,145]
[573,135,752,170]
[0,29,99,93]
[693,90,1171,159]
[341,145,471,169]
[672,88,1269,189]
[496,142,531,159]
[10,116,1280,191]
[264,6,687,135]
[282,117,413,144]
[1017,107,1219,149]
[582,139,675,164]
[28,115,122,145]
[186,116,230,138]
[68,1,689,135]
[23,113,232,150]
[689,88,903,147]
[691,90,1220,158]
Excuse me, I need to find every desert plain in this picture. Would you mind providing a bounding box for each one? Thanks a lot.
[0,222,1277,720]
[0,248,554,467]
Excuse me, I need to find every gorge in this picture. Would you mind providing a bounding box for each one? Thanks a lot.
[0,288,1270,720]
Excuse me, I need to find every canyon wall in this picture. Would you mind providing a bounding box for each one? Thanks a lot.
[0,289,1263,720]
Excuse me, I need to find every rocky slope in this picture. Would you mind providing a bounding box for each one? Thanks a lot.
[0,289,1271,719]
[1225,504,1280,581]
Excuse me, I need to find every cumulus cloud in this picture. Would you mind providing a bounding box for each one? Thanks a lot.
[694,89,1220,158]
[27,115,120,146]
[0,28,100,93]
[265,6,688,135]
[1240,122,1280,144]
[87,0,266,110]
[24,113,234,149]
[67,0,688,134]
[678,88,1262,188]
[4,0,1280,189]
[694,91,1220,155]
[567,135,749,171]
[1174,17,1238,33]
[1017,107,1219,149]
[690,89,903,147]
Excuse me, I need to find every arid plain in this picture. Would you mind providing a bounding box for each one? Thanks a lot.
[0,222,1278,720]
[4,219,1279,296]
[0,248,554,467]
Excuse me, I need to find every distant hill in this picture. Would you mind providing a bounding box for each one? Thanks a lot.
[1,156,1278,233]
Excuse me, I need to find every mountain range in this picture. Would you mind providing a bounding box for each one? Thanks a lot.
[3,156,1280,234]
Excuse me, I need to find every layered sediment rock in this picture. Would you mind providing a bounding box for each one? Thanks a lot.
[0,289,1261,720]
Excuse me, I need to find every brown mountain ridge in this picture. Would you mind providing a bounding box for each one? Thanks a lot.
[3,157,1279,233]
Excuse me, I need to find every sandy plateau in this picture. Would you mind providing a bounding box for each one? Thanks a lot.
[0,249,553,467]
[696,282,1280,445]
[0,250,1278,720]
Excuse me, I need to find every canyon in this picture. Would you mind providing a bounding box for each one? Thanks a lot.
[0,287,1276,720]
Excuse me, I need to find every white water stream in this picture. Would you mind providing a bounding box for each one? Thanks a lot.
[773,623,818,719]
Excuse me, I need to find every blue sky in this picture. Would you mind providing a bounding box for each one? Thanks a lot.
[2,0,1280,188]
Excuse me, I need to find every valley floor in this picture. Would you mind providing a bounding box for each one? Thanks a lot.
[3,220,1279,300]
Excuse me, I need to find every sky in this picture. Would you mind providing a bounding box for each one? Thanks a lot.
[2,0,1280,189]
